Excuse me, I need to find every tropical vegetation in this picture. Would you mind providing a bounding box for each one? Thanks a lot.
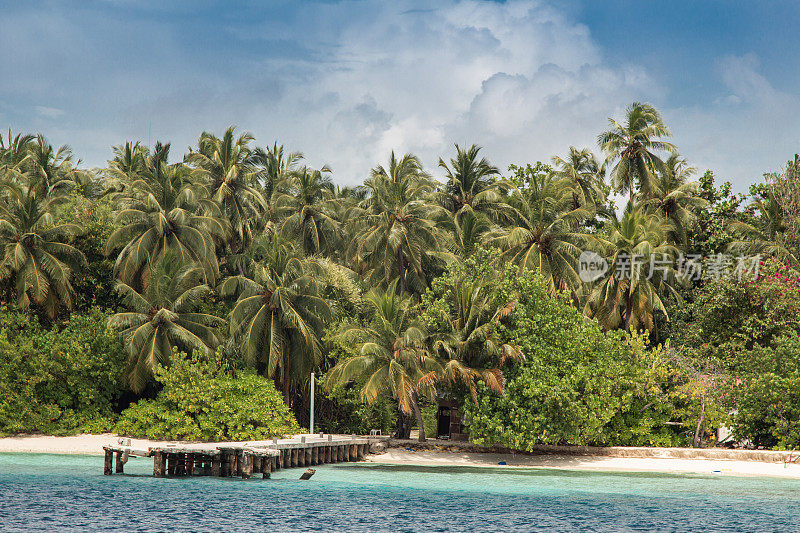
[1,103,800,449]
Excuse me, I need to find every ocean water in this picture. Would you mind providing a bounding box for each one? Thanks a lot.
[1,453,800,532]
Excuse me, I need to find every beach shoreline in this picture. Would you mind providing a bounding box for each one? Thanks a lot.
[2,433,800,478]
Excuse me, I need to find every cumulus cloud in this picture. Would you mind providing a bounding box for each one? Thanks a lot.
[0,1,797,191]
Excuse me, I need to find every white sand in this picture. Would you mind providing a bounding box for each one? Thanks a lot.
[366,448,800,478]
[3,434,800,478]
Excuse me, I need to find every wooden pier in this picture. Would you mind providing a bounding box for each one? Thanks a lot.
[103,435,373,479]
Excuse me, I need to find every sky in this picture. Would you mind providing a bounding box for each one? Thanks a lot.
[2,0,799,191]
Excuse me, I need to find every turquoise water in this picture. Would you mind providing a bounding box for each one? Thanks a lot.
[2,453,800,532]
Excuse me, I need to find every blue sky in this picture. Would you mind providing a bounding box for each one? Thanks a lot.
[2,0,799,190]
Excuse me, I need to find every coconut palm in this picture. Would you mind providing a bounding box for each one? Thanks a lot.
[585,207,681,332]
[426,276,523,403]
[25,135,79,193]
[275,165,340,255]
[452,209,492,258]
[0,177,86,318]
[551,146,606,211]
[352,152,451,294]
[491,171,590,294]
[188,127,265,251]
[727,192,797,264]
[438,144,508,221]
[106,141,148,192]
[105,142,224,284]
[598,102,676,203]
[220,239,331,404]
[327,280,436,440]
[250,142,303,206]
[644,154,708,245]
[108,256,225,392]
[0,129,35,174]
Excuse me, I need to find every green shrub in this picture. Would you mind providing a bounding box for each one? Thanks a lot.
[115,351,301,441]
[0,307,125,435]
[464,269,682,448]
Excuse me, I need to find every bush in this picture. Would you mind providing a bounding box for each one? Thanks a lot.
[0,307,125,435]
[464,269,683,448]
[115,351,301,441]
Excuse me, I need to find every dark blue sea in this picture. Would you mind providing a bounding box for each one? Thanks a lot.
[2,453,800,532]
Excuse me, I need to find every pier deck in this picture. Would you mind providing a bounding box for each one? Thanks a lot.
[103,435,374,479]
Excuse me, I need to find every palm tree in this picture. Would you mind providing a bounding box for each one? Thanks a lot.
[727,192,797,264]
[352,152,451,295]
[0,129,35,173]
[644,154,708,245]
[438,144,507,221]
[452,209,492,258]
[275,166,340,255]
[250,142,303,206]
[327,280,435,440]
[25,135,79,193]
[106,141,148,192]
[585,207,680,332]
[492,171,590,294]
[551,146,606,211]
[108,256,225,392]
[220,239,331,404]
[105,142,224,284]
[598,102,676,203]
[188,127,265,251]
[0,178,86,318]
[426,276,523,403]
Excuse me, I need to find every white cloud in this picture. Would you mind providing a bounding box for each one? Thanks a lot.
[1,1,798,192]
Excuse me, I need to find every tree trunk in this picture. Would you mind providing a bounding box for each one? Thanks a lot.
[397,248,407,294]
[394,407,411,439]
[693,396,706,448]
[411,391,426,442]
[623,289,633,332]
[282,356,292,408]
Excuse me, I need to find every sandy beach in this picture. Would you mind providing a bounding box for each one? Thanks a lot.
[2,433,800,479]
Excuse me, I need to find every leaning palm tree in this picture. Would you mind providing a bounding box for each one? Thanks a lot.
[598,102,676,203]
[327,280,436,441]
[727,192,797,264]
[426,276,523,403]
[551,146,606,211]
[352,152,451,295]
[187,126,266,252]
[108,256,225,392]
[0,178,86,317]
[438,144,508,221]
[105,142,225,284]
[491,171,590,294]
[644,154,707,245]
[220,239,331,404]
[585,207,681,332]
[275,165,340,255]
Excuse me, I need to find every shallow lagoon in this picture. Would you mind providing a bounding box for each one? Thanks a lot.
[2,453,799,532]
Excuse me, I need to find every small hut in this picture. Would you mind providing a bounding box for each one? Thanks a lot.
[436,396,469,441]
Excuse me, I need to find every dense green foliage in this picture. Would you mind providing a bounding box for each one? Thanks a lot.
[0,308,124,435]
[115,351,301,441]
[2,102,800,449]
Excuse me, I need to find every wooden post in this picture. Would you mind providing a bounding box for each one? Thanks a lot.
[241,452,253,479]
[350,444,357,461]
[312,446,319,465]
[229,452,238,477]
[153,451,166,477]
[104,449,113,475]
[357,443,365,460]
[306,447,313,466]
[185,453,194,476]
[115,451,124,474]
[211,456,221,477]
[284,450,290,469]
[326,446,332,463]
[176,454,186,476]
[262,456,272,479]
[253,456,262,474]
[291,449,298,467]
[167,454,176,476]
